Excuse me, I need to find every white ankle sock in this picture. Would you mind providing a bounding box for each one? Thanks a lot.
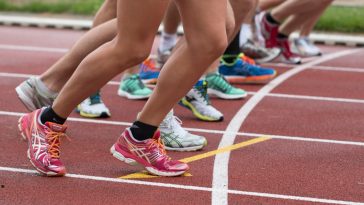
[159,31,177,52]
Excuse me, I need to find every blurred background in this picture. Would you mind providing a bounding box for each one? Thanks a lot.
[0,0,363,33]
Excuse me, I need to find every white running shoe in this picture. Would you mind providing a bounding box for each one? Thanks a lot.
[77,92,111,118]
[15,77,57,111]
[160,110,207,151]
[292,37,322,57]
[180,80,224,122]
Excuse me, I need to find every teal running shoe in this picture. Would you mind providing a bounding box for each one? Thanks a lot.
[118,74,152,100]
[206,72,247,99]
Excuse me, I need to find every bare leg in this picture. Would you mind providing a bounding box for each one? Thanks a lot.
[299,0,333,37]
[93,0,117,27]
[271,0,330,22]
[163,2,180,34]
[279,0,333,35]
[40,0,117,92]
[52,0,169,118]
[138,0,228,126]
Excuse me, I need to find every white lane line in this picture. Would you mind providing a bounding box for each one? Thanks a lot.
[312,65,364,73]
[1,167,363,205]
[1,43,364,74]
[0,44,68,53]
[2,72,364,104]
[264,62,364,73]
[246,92,364,104]
[211,48,364,205]
[2,110,364,147]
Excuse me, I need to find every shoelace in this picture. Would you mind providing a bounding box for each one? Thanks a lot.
[149,136,167,156]
[89,92,102,105]
[126,75,144,90]
[213,73,233,92]
[195,82,210,105]
[46,130,69,159]
[239,53,256,65]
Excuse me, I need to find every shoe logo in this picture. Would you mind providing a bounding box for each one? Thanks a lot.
[51,124,64,132]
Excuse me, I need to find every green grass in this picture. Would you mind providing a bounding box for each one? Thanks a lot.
[315,6,364,33]
[0,1,363,33]
[0,0,103,15]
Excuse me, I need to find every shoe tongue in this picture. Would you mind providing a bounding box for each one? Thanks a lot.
[45,122,67,133]
[194,80,204,87]
[152,130,161,140]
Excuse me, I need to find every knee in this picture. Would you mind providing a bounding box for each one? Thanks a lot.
[111,40,150,68]
[190,33,228,60]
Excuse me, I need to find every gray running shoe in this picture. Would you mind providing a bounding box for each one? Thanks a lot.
[15,77,57,111]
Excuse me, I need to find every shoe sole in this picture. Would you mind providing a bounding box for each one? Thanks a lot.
[141,79,158,85]
[254,48,282,64]
[110,144,186,177]
[180,99,223,122]
[207,88,247,100]
[117,89,151,100]
[76,105,111,118]
[224,71,277,84]
[279,56,301,65]
[164,144,205,152]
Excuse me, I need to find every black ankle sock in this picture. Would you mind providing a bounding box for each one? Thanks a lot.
[40,107,66,125]
[130,121,158,141]
[222,30,241,64]
[277,32,289,40]
[266,12,280,25]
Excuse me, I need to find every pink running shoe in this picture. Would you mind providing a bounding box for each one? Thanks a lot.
[18,108,68,176]
[110,128,189,176]
[260,13,279,48]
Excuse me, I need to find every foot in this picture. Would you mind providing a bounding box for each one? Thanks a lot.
[277,38,302,64]
[18,108,68,176]
[240,40,281,64]
[260,12,279,48]
[160,110,207,151]
[180,80,224,122]
[77,92,111,118]
[219,55,277,84]
[292,37,322,57]
[205,72,247,99]
[156,48,173,68]
[118,74,152,100]
[139,58,160,84]
[15,77,57,111]
[110,128,189,176]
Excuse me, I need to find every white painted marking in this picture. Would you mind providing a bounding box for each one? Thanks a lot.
[2,72,364,104]
[0,44,68,53]
[312,65,364,73]
[211,48,363,205]
[264,63,364,73]
[3,110,364,147]
[0,166,363,205]
[247,92,364,104]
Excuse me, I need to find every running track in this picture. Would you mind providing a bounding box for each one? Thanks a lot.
[0,26,364,205]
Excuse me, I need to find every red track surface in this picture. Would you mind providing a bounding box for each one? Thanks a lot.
[1,26,364,205]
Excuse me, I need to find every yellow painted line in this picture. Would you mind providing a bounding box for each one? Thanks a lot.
[180,137,270,163]
[120,171,192,179]
[119,137,270,179]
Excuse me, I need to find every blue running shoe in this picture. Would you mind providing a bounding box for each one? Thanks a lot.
[219,54,277,84]
[139,58,160,84]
